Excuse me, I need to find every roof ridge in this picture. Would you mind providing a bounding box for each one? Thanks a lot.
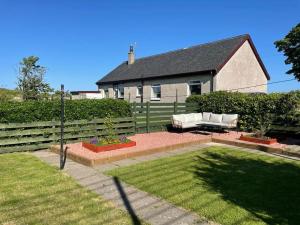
[134,34,249,62]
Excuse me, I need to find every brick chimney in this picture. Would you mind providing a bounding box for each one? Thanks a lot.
[128,45,135,65]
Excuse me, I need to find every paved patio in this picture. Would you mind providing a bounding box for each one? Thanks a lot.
[51,131,293,167]
[51,131,213,166]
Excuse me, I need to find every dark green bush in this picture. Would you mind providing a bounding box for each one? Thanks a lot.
[186,91,300,130]
[0,99,131,123]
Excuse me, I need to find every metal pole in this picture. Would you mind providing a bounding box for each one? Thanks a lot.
[60,84,65,170]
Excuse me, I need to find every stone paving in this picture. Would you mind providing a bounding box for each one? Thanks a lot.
[33,143,215,225]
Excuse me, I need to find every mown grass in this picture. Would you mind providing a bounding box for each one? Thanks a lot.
[107,146,300,225]
[0,153,141,225]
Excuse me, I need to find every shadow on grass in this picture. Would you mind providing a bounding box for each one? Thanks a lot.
[193,151,300,225]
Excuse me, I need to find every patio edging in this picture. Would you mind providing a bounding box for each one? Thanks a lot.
[50,138,211,167]
[50,134,298,167]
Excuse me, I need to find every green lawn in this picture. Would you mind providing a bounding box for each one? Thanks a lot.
[0,153,142,225]
[107,146,300,225]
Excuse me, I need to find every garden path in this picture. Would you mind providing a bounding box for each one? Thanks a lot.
[32,144,215,225]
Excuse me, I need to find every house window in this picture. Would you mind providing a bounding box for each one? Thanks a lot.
[118,86,124,99]
[104,89,109,98]
[188,80,202,95]
[113,85,124,99]
[151,84,161,100]
[136,85,142,97]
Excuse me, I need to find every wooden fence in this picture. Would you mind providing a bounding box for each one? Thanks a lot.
[0,102,199,154]
[132,102,199,133]
[0,117,135,154]
[1,101,298,154]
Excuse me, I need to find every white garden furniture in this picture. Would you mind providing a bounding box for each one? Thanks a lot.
[171,112,238,131]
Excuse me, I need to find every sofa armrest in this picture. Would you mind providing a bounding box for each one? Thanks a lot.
[172,119,183,128]
[227,118,238,127]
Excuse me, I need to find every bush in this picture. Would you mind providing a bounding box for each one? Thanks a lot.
[186,91,300,130]
[0,88,21,102]
[0,99,132,123]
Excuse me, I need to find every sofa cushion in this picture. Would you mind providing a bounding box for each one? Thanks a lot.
[222,114,238,125]
[194,113,203,121]
[181,122,198,129]
[184,114,196,122]
[198,121,235,128]
[209,113,223,123]
[202,112,211,122]
[186,113,202,122]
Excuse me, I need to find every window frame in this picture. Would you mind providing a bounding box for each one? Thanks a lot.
[136,85,142,97]
[151,84,161,101]
[117,86,124,99]
[188,80,202,96]
[104,89,109,98]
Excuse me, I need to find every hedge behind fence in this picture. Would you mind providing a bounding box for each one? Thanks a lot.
[186,91,300,130]
[0,99,131,123]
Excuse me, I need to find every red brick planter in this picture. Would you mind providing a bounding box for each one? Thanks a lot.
[239,135,277,145]
[82,140,136,153]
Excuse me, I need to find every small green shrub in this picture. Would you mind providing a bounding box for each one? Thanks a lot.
[0,99,131,123]
[186,91,300,130]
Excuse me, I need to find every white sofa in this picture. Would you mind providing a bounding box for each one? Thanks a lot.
[171,112,238,130]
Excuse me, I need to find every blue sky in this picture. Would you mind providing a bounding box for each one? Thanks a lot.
[0,0,299,92]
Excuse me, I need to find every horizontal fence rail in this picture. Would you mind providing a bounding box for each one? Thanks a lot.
[1,101,298,154]
[132,102,199,133]
[0,117,135,154]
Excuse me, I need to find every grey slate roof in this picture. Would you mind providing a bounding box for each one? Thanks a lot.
[97,34,269,84]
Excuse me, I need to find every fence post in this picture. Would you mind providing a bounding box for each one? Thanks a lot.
[52,119,56,144]
[93,118,98,138]
[146,101,150,133]
[174,101,178,114]
[133,102,137,133]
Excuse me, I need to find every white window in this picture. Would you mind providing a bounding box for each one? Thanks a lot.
[104,89,109,98]
[151,84,161,100]
[113,85,124,99]
[188,80,201,96]
[136,85,142,97]
[118,86,124,99]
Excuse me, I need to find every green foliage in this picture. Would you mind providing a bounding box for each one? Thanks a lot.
[186,91,300,130]
[274,23,300,81]
[0,88,21,102]
[17,56,53,100]
[0,98,131,123]
[103,113,118,144]
[255,113,275,138]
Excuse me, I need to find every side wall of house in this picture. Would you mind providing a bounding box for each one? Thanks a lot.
[215,40,268,93]
[98,73,212,103]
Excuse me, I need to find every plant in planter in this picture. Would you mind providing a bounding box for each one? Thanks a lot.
[82,113,136,153]
[240,113,278,145]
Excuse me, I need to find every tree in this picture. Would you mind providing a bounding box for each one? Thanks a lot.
[274,23,300,81]
[17,56,53,100]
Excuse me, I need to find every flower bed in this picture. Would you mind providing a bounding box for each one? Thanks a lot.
[82,136,136,153]
[239,134,278,145]
[82,140,136,153]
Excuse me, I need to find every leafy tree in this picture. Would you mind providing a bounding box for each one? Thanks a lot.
[17,56,53,100]
[274,23,300,81]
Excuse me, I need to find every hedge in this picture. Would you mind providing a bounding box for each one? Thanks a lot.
[186,91,300,130]
[0,99,132,123]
